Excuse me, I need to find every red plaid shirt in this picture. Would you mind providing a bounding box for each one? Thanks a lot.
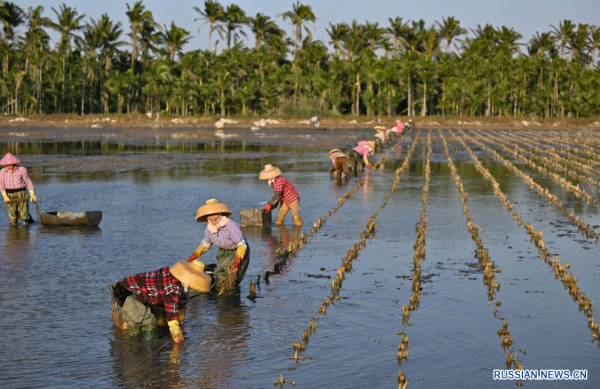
[0,166,34,191]
[118,267,183,322]
[271,176,299,206]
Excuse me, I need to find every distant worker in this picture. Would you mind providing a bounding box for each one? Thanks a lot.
[0,152,36,226]
[329,149,350,178]
[187,199,250,293]
[112,260,212,342]
[310,116,320,128]
[373,127,388,152]
[259,164,302,226]
[349,141,375,172]
[404,119,415,133]
[389,120,404,141]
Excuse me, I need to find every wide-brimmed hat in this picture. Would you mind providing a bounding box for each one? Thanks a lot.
[364,144,375,153]
[329,148,343,157]
[0,152,21,165]
[171,260,212,292]
[374,126,386,131]
[196,198,232,222]
[259,164,282,180]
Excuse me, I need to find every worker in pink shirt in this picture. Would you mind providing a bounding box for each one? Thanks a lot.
[0,152,37,225]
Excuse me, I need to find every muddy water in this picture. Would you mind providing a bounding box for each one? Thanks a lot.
[0,128,599,388]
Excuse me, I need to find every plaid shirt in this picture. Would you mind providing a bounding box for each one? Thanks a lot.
[271,176,299,206]
[118,267,183,322]
[203,219,246,250]
[0,166,34,191]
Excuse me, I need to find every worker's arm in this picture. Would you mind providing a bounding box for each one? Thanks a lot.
[231,241,247,271]
[268,191,282,207]
[187,240,211,262]
[364,155,373,169]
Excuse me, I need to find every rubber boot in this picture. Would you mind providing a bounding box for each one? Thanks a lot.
[292,215,303,226]
[142,322,158,341]
[275,214,285,225]
[128,324,141,337]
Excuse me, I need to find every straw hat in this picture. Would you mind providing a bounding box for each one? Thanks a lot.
[329,148,343,158]
[374,126,386,131]
[0,152,21,165]
[196,198,232,222]
[259,164,282,180]
[171,260,212,292]
[364,144,375,153]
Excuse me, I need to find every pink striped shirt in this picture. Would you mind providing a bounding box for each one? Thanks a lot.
[0,166,34,191]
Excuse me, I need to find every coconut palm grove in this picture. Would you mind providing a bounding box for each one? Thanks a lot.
[1,0,599,119]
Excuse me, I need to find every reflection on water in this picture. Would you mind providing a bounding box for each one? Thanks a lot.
[0,130,599,388]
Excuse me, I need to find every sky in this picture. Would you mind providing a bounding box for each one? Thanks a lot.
[16,0,600,52]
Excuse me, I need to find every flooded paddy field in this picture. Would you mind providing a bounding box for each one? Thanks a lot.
[1,127,599,388]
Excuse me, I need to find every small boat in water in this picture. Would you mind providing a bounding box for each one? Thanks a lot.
[39,210,102,227]
[35,203,102,227]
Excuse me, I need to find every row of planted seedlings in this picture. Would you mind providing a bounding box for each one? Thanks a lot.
[488,130,600,191]
[440,131,525,386]
[457,129,599,243]
[515,130,600,174]
[397,131,432,389]
[466,130,598,207]
[453,130,600,349]
[524,130,600,162]
[254,156,388,289]
[273,132,422,388]
[498,130,600,181]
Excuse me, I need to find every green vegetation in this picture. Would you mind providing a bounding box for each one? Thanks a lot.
[1,0,599,118]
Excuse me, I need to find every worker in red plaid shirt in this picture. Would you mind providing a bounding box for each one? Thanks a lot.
[259,164,302,226]
[113,260,212,343]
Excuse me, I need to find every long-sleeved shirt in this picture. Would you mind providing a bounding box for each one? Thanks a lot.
[201,219,247,250]
[270,176,300,206]
[352,145,372,167]
[0,166,34,191]
[118,267,184,322]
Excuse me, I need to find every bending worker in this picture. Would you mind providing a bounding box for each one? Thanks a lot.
[349,141,375,172]
[0,152,36,225]
[329,149,350,178]
[113,260,212,342]
[259,164,302,226]
[187,199,250,293]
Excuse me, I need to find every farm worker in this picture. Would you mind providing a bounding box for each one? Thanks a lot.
[310,116,320,128]
[329,149,350,178]
[404,119,415,132]
[349,142,375,172]
[113,260,212,342]
[187,199,250,293]
[0,152,36,226]
[373,127,388,151]
[259,164,302,226]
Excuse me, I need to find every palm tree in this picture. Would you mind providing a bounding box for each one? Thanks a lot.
[326,22,348,58]
[589,25,600,68]
[364,21,386,53]
[386,17,410,57]
[551,19,575,59]
[161,21,191,61]
[248,13,282,50]
[219,4,247,51]
[0,1,24,42]
[528,32,557,58]
[126,1,156,71]
[280,1,316,61]
[436,16,465,53]
[50,4,85,53]
[193,0,223,52]
[568,23,591,65]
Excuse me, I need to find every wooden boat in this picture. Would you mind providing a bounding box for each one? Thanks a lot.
[38,210,102,227]
[35,202,102,226]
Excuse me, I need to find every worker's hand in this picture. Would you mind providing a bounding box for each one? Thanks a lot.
[168,320,184,343]
[230,257,241,272]
[187,253,198,263]
[29,190,36,202]
[366,163,373,170]
[264,204,272,213]
[1,191,9,203]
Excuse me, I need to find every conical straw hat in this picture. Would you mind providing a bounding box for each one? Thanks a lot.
[171,260,212,293]
[0,152,21,165]
[196,198,232,222]
[259,164,282,180]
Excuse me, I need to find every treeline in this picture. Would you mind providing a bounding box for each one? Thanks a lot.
[1,0,599,118]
